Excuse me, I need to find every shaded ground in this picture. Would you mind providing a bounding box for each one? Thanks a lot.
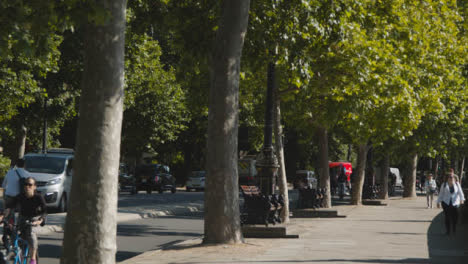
[427,205,468,264]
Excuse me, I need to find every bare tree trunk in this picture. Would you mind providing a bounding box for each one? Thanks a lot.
[403,153,418,198]
[16,124,27,159]
[347,144,352,161]
[351,144,367,205]
[316,126,331,208]
[61,1,126,263]
[378,153,390,200]
[204,0,250,244]
[273,92,289,223]
[460,156,465,185]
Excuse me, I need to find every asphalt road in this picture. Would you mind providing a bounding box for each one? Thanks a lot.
[118,190,204,210]
[2,191,205,264]
[39,213,204,263]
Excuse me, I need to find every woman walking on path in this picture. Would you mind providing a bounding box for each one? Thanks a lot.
[437,173,465,235]
[425,173,437,208]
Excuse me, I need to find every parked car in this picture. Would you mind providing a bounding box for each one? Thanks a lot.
[186,171,206,191]
[118,163,136,194]
[135,164,176,194]
[24,148,74,212]
[293,170,317,189]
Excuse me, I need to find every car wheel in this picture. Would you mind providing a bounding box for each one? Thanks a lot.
[171,187,176,194]
[186,187,191,192]
[158,188,164,194]
[59,193,67,213]
[146,186,152,194]
[130,187,137,195]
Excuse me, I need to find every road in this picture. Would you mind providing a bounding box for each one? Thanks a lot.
[39,214,204,263]
[5,191,206,264]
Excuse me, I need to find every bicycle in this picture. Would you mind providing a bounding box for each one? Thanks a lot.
[0,214,38,264]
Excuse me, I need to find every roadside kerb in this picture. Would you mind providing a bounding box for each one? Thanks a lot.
[39,201,204,235]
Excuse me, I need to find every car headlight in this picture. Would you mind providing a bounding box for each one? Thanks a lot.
[46,178,62,186]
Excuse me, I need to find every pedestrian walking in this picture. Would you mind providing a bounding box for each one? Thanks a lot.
[424,173,437,208]
[436,173,465,235]
[2,158,29,210]
[447,168,460,182]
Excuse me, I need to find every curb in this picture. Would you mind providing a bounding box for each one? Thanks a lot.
[39,204,204,235]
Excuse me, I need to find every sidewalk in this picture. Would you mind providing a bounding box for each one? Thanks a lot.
[120,196,468,264]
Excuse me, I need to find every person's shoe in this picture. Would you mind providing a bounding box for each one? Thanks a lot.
[29,260,36,264]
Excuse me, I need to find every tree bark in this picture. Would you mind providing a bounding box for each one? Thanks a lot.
[378,153,390,200]
[204,0,250,244]
[459,156,465,185]
[351,144,368,205]
[273,91,289,223]
[347,144,352,161]
[316,126,331,208]
[403,153,418,198]
[16,124,27,159]
[61,1,126,263]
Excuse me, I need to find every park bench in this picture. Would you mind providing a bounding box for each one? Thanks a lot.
[298,187,325,209]
[240,185,283,226]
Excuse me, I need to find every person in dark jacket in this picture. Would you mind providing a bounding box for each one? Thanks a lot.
[8,177,46,264]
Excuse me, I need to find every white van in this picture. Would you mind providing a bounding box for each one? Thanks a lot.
[23,149,73,212]
[375,167,402,188]
[390,167,402,188]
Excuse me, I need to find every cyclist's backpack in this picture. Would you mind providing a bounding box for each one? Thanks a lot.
[15,169,26,195]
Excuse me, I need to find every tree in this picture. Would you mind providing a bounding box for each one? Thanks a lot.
[122,33,188,163]
[204,0,250,244]
[61,0,126,262]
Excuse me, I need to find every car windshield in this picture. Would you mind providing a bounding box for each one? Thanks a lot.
[191,171,205,178]
[25,156,66,174]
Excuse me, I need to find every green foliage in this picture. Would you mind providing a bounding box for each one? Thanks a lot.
[0,154,11,180]
[122,33,188,158]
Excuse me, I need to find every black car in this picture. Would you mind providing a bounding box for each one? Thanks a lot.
[118,163,137,194]
[135,164,176,194]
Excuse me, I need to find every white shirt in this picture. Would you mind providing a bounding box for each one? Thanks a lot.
[424,179,437,192]
[2,167,29,196]
[437,182,465,207]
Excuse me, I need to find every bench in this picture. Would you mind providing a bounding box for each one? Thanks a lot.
[240,185,283,226]
[298,187,325,209]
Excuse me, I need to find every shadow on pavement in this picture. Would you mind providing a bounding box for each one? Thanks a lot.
[118,224,201,238]
[38,243,62,259]
[174,259,429,263]
[427,209,468,264]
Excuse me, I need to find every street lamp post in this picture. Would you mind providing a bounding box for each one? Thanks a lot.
[42,98,48,153]
[256,62,279,196]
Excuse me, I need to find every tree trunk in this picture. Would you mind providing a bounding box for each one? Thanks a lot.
[316,126,331,208]
[16,124,27,159]
[459,156,465,185]
[61,1,126,263]
[433,156,439,178]
[403,153,418,198]
[347,144,352,161]
[351,144,368,205]
[203,0,250,244]
[273,93,289,223]
[378,153,390,200]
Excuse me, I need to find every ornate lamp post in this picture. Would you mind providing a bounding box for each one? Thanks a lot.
[256,62,279,196]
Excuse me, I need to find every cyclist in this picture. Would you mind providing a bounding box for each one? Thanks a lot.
[8,177,46,264]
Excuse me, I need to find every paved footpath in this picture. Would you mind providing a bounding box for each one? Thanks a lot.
[120,196,468,264]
